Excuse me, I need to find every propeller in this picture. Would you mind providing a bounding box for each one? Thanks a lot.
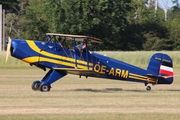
[5,21,13,63]
[5,37,12,63]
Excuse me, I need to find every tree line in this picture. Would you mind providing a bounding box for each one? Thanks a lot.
[1,0,180,51]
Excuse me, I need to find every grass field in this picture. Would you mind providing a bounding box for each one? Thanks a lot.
[0,51,180,120]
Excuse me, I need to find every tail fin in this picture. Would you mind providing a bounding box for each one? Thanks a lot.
[147,53,173,84]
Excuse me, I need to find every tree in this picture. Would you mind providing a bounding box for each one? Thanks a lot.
[3,0,180,50]
[19,0,132,51]
[0,0,20,14]
[20,0,49,39]
[122,0,172,51]
[166,14,180,50]
[1,0,28,39]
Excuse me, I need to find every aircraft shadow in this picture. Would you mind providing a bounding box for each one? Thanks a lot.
[156,89,180,92]
[73,88,147,93]
[74,88,123,93]
[73,88,180,93]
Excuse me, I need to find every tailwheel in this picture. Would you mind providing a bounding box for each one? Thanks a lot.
[146,86,151,91]
[32,81,41,91]
[39,84,51,92]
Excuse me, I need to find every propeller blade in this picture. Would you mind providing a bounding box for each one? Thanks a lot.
[5,37,12,63]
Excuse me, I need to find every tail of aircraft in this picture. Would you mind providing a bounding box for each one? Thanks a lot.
[147,53,173,84]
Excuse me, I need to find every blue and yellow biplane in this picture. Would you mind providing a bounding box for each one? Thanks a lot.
[6,33,174,92]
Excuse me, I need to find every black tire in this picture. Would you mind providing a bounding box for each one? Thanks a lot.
[146,86,151,91]
[40,84,50,92]
[32,81,41,91]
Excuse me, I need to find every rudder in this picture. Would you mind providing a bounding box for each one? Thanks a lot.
[147,53,173,84]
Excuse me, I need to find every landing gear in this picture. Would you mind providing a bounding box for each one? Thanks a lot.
[31,69,67,92]
[39,84,51,92]
[31,81,51,92]
[145,83,151,91]
[146,86,151,91]
[32,81,41,91]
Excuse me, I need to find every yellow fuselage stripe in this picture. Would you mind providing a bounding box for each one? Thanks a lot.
[129,76,147,81]
[129,73,156,83]
[22,56,92,70]
[129,73,147,79]
[26,40,93,66]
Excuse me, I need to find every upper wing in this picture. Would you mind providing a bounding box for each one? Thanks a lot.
[46,33,102,43]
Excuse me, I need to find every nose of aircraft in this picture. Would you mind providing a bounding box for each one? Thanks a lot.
[5,38,23,62]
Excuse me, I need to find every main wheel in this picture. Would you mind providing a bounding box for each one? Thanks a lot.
[39,84,50,92]
[146,86,151,91]
[32,81,41,91]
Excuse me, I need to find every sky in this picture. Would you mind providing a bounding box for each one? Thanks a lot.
[158,0,176,10]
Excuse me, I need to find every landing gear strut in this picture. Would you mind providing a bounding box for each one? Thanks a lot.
[31,69,67,92]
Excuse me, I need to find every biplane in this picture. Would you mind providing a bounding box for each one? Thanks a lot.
[6,33,174,92]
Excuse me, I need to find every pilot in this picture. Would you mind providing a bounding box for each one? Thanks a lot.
[76,42,86,52]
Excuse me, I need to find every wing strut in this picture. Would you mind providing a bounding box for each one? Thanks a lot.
[72,37,77,68]
[85,40,89,70]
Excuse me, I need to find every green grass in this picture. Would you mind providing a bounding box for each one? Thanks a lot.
[0,52,29,68]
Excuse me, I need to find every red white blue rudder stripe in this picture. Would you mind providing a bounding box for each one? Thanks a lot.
[159,64,173,76]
